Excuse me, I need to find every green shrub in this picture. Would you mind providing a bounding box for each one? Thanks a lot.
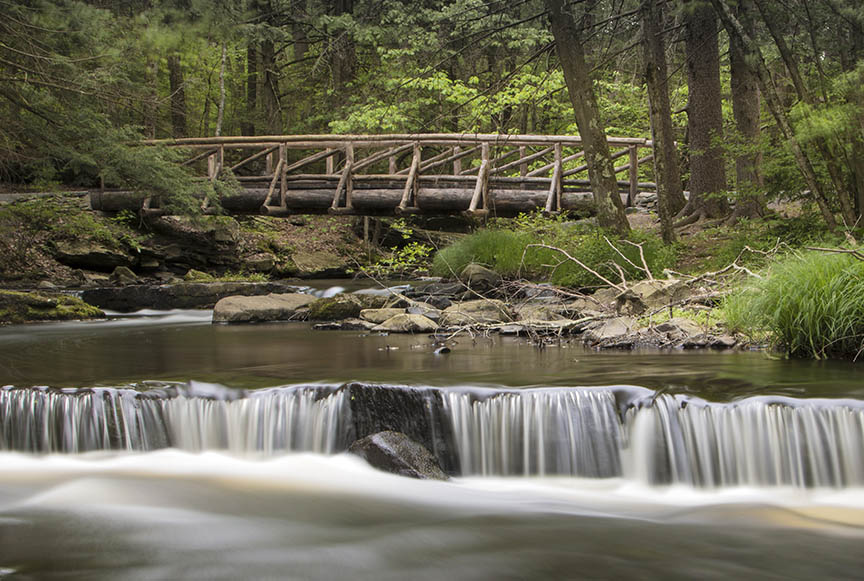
[722,251,864,359]
[431,215,675,288]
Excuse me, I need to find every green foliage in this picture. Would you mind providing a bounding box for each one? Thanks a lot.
[367,242,433,277]
[722,251,864,359]
[431,213,675,288]
[702,214,840,271]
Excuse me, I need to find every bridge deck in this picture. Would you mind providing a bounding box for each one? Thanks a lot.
[92,134,656,218]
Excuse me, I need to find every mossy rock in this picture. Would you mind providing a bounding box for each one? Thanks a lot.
[306,294,388,320]
[0,290,104,324]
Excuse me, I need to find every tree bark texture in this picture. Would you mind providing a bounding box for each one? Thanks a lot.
[259,39,281,134]
[243,44,257,136]
[683,0,729,219]
[711,0,838,230]
[545,0,630,235]
[167,54,187,138]
[728,0,765,222]
[640,0,684,242]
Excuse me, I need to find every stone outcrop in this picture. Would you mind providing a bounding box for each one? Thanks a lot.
[53,240,134,272]
[349,431,448,480]
[81,281,302,312]
[212,292,316,323]
[459,263,501,292]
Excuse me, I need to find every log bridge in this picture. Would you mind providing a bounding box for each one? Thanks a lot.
[90,134,657,218]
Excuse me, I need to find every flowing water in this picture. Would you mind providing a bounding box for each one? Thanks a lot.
[1,300,864,579]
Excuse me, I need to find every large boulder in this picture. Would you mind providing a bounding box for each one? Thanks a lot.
[440,299,512,326]
[212,292,316,323]
[459,263,501,292]
[372,314,439,333]
[514,301,570,322]
[53,240,134,272]
[348,431,448,480]
[584,316,638,342]
[306,294,388,320]
[359,308,406,324]
[625,279,690,310]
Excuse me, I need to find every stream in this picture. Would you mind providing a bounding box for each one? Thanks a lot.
[1,290,863,579]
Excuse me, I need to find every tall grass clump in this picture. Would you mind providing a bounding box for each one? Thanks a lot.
[430,214,675,288]
[723,251,864,359]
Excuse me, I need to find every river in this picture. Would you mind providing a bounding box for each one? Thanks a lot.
[1,296,863,579]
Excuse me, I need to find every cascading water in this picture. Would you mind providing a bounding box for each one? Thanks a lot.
[442,388,624,477]
[0,384,348,455]
[2,383,863,489]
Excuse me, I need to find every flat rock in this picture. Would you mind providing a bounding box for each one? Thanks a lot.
[360,308,406,324]
[372,313,439,333]
[348,431,448,480]
[514,302,569,322]
[585,316,637,342]
[441,299,512,326]
[654,317,704,338]
[307,294,388,320]
[212,292,316,323]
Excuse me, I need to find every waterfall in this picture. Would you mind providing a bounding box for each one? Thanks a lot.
[2,383,864,489]
[625,394,864,488]
[0,384,347,454]
[442,388,624,477]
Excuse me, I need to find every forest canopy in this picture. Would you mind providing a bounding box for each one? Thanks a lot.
[1,0,863,233]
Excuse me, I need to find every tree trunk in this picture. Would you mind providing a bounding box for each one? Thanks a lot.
[727,0,765,223]
[215,42,227,137]
[711,0,838,230]
[144,59,158,139]
[682,0,729,219]
[259,39,281,134]
[331,0,355,93]
[243,43,257,136]
[755,0,857,227]
[640,0,684,242]
[167,53,187,138]
[293,0,309,61]
[545,0,630,236]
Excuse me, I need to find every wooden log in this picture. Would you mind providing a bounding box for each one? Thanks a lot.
[628,146,638,207]
[493,146,553,175]
[93,187,597,217]
[527,150,585,177]
[354,143,413,173]
[467,143,490,212]
[182,149,217,167]
[398,144,421,211]
[546,143,562,213]
[144,133,652,147]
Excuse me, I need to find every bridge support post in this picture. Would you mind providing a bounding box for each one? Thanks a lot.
[628,145,639,207]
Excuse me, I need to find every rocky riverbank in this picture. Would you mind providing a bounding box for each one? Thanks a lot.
[209,264,742,352]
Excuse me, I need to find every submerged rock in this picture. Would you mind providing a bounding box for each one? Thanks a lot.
[349,431,448,480]
[372,313,439,333]
[212,292,316,323]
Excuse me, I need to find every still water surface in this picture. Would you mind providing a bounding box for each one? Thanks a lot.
[1,305,863,579]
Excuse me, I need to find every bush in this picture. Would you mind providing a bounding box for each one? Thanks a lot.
[722,251,864,359]
[430,214,675,288]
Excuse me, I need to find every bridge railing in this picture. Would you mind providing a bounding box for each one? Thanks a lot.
[136,134,656,217]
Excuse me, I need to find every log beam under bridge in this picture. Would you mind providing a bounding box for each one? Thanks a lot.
[92,134,657,218]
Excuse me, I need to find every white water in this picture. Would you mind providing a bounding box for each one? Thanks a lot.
[4,383,864,490]
[1,451,863,580]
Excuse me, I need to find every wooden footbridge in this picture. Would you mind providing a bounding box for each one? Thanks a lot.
[90,134,657,218]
